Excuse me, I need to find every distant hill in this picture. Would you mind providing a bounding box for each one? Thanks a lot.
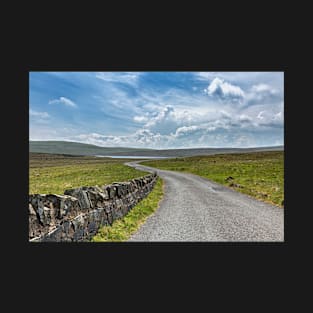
[30,140,284,157]
[29,141,153,156]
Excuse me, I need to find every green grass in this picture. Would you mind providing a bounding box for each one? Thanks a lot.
[92,178,164,242]
[142,151,284,207]
[30,153,164,242]
[29,153,148,194]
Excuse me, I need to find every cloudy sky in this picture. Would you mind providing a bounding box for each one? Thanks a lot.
[29,71,284,148]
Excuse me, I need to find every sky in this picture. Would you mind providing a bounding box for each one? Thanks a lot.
[29,71,284,149]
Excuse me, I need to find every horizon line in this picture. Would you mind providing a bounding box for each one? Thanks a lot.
[29,139,284,150]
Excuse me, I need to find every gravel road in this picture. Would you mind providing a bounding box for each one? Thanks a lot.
[126,162,284,242]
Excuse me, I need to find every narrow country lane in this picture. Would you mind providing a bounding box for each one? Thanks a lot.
[126,162,284,242]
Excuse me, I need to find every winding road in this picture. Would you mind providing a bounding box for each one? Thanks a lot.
[126,162,284,242]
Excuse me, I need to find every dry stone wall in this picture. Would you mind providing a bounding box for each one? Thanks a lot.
[29,173,158,242]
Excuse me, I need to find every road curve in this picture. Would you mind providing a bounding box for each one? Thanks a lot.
[126,162,284,242]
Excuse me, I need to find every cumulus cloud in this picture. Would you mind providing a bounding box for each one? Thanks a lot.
[133,115,149,123]
[49,97,77,108]
[69,104,284,149]
[195,72,281,87]
[70,129,164,149]
[144,105,175,131]
[133,105,177,135]
[204,78,245,102]
[31,72,284,148]
[251,83,278,93]
[238,114,253,124]
[135,104,221,135]
[174,125,202,137]
[258,111,283,128]
[244,83,282,107]
[201,77,283,110]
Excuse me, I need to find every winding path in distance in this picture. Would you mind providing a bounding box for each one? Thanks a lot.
[126,161,284,242]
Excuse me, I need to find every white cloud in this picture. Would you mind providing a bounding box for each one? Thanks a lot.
[96,72,141,87]
[70,129,164,148]
[251,83,278,94]
[266,111,283,127]
[244,83,282,107]
[195,72,220,81]
[135,104,214,135]
[204,77,245,101]
[257,111,265,119]
[131,104,279,142]
[133,115,149,123]
[69,103,283,148]
[195,72,283,87]
[30,72,284,148]
[197,74,283,109]
[144,105,174,127]
[33,98,283,148]
[253,110,283,129]
[174,125,203,137]
[49,97,77,108]
[30,109,50,118]
[238,114,252,123]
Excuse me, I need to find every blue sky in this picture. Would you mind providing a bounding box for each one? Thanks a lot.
[29,71,284,148]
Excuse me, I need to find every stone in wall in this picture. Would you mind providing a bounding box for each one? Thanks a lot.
[64,186,107,209]
[29,194,80,239]
[29,173,158,242]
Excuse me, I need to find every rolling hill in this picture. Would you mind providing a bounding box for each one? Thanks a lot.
[29,140,284,157]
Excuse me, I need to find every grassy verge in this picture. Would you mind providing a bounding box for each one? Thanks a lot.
[92,178,164,242]
[29,153,148,194]
[142,151,284,207]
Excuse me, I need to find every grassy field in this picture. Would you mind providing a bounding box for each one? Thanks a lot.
[92,178,164,242]
[142,151,284,207]
[30,153,164,242]
[29,153,148,194]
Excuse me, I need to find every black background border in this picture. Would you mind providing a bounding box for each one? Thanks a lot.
[4,8,300,305]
